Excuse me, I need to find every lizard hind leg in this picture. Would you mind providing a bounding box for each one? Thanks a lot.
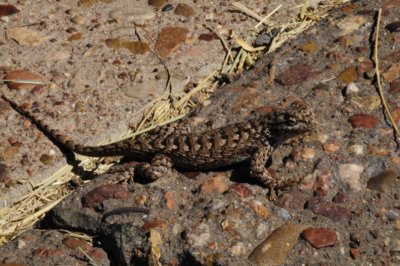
[135,154,173,182]
[249,146,295,199]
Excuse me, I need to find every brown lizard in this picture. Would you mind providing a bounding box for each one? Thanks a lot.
[1,95,317,195]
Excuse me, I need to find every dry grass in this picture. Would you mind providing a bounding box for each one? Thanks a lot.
[0,0,349,245]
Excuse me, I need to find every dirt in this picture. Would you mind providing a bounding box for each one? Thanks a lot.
[1,0,400,265]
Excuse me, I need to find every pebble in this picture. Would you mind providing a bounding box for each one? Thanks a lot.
[230,242,247,256]
[350,248,359,259]
[351,96,381,111]
[276,208,292,221]
[323,143,340,153]
[248,223,309,266]
[308,197,351,223]
[338,164,364,191]
[6,27,49,46]
[301,227,338,249]
[382,63,400,82]
[174,3,196,18]
[391,107,400,123]
[344,82,359,95]
[348,114,380,129]
[388,79,400,95]
[186,223,211,248]
[148,0,165,9]
[105,39,149,54]
[162,4,173,12]
[275,190,308,212]
[350,230,362,246]
[200,173,229,194]
[337,66,357,83]
[276,63,320,86]
[229,184,253,198]
[81,184,130,208]
[386,21,400,33]
[345,144,364,155]
[332,191,348,203]
[0,4,20,17]
[39,154,53,165]
[70,15,86,25]
[367,169,398,193]
[247,200,269,219]
[155,26,189,57]
[314,172,330,197]
[336,15,368,36]
[109,6,155,23]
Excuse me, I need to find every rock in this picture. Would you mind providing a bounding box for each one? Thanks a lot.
[200,173,229,194]
[78,0,97,7]
[81,184,130,208]
[367,169,398,193]
[348,114,380,129]
[109,6,154,23]
[338,164,364,191]
[332,191,348,203]
[314,172,330,197]
[382,63,400,82]
[307,197,351,223]
[70,15,86,24]
[148,0,165,9]
[350,248,359,259]
[6,27,49,46]
[337,66,357,83]
[3,70,47,90]
[0,4,20,17]
[276,63,320,86]
[163,191,177,210]
[336,15,368,36]
[350,230,362,246]
[301,227,338,249]
[155,26,189,57]
[323,143,340,153]
[299,42,318,53]
[174,3,196,18]
[229,183,253,198]
[351,96,381,111]
[246,200,269,219]
[275,190,309,212]
[105,38,149,54]
[388,79,400,95]
[186,223,211,248]
[386,22,400,33]
[162,4,173,12]
[248,223,308,266]
[391,106,400,123]
[346,144,364,155]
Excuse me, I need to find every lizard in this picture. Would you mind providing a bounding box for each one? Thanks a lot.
[1,95,317,195]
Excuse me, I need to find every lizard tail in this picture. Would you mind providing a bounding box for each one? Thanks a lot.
[1,95,129,157]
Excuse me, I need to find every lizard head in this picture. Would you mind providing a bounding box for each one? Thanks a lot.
[267,102,317,144]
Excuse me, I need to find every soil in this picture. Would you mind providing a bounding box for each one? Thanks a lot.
[1,0,400,265]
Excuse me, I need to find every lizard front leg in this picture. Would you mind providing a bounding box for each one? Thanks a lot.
[135,154,173,181]
[249,146,294,199]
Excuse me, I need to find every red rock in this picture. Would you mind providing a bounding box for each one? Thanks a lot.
[0,4,20,17]
[229,184,253,198]
[198,33,215,41]
[350,248,359,259]
[81,184,130,208]
[302,227,338,249]
[348,114,380,129]
[3,70,47,90]
[389,79,400,95]
[142,219,166,231]
[276,190,309,211]
[382,0,400,8]
[307,197,351,223]
[62,237,90,250]
[357,60,373,74]
[332,191,348,203]
[155,27,189,57]
[33,247,64,257]
[314,173,330,197]
[200,173,229,194]
[276,63,320,86]
[164,191,177,210]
